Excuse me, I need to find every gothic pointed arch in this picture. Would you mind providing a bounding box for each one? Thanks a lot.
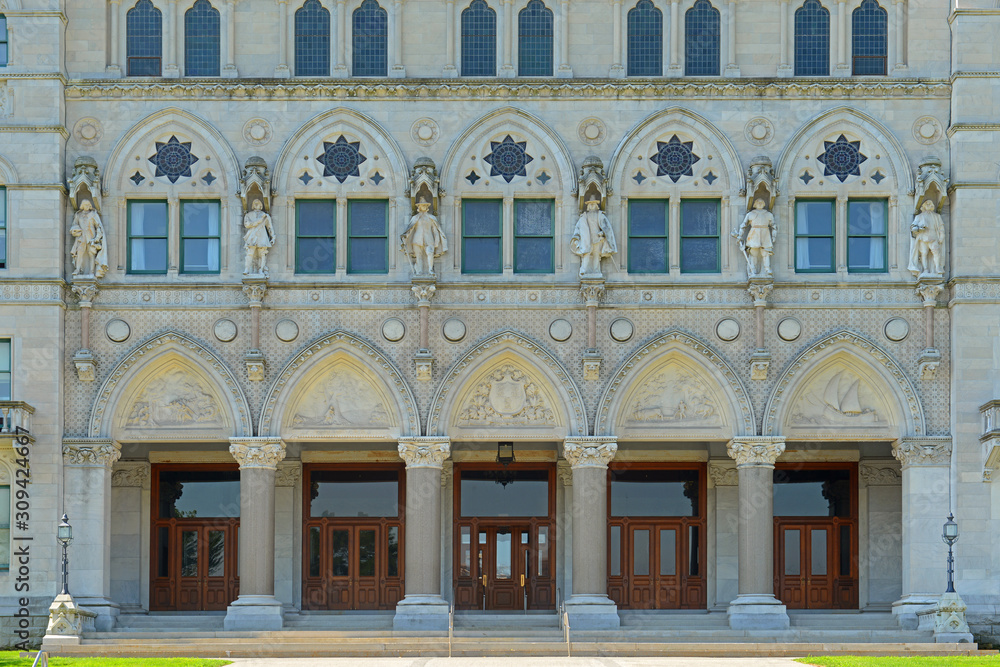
[259,331,420,440]
[595,330,755,439]
[762,329,925,439]
[427,330,587,439]
[0,152,19,184]
[88,331,252,441]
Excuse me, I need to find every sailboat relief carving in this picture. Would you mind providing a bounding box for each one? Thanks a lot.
[790,369,881,427]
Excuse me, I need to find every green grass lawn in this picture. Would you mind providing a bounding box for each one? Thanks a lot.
[799,657,1000,667]
[0,652,231,666]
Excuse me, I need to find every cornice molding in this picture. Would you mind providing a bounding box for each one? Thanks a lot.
[0,126,69,139]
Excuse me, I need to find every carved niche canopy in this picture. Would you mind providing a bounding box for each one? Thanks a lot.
[616,357,728,439]
[118,365,229,438]
[284,360,396,439]
[453,362,559,433]
[783,361,894,438]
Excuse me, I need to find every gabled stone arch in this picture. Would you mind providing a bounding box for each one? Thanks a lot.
[777,106,913,195]
[103,107,241,193]
[608,106,745,195]
[259,331,420,440]
[595,330,755,438]
[273,107,408,196]
[89,331,251,440]
[0,153,19,184]
[427,330,587,439]
[762,330,924,439]
[440,107,576,196]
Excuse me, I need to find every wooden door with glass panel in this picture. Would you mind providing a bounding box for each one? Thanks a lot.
[150,465,240,611]
[607,466,706,610]
[773,464,858,609]
[302,466,403,610]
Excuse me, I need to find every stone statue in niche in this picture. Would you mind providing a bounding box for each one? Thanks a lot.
[908,199,945,278]
[70,199,108,279]
[733,198,775,278]
[243,199,275,276]
[571,198,617,278]
[400,199,447,276]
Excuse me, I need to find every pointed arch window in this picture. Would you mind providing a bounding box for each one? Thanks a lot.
[794,0,829,76]
[185,0,221,77]
[353,0,388,77]
[126,0,163,76]
[518,0,553,77]
[852,0,888,75]
[627,0,662,76]
[295,0,331,76]
[684,0,720,76]
[461,0,497,76]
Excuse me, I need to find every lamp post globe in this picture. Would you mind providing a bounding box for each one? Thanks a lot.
[57,513,73,596]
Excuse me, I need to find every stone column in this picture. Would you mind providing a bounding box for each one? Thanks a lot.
[222,0,239,77]
[726,436,789,630]
[334,0,349,77]
[609,0,624,77]
[394,438,451,631]
[891,437,952,625]
[62,439,122,631]
[107,0,122,77]
[777,0,792,76]
[275,0,291,77]
[562,437,620,630]
[834,0,850,75]
[892,0,906,71]
[389,0,406,77]
[500,0,515,77]
[723,0,740,76]
[443,0,458,76]
[557,0,572,77]
[224,438,286,631]
[667,0,681,76]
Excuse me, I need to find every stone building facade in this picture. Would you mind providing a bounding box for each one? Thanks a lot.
[0,0,998,647]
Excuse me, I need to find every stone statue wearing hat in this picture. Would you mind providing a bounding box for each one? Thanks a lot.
[243,198,275,276]
[733,198,776,278]
[401,199,447,276]
[908,199,946,278]
[571,198,617,278]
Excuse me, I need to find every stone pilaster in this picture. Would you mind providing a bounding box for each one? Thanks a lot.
[394,438,451,631]
[61,438,122,631]
[562,437,620,630]
[224,437,286,631]
[726,436,789,630]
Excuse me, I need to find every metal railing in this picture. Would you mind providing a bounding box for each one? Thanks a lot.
[0,401,34,436]
[560,602,571,657]
[448,600,455,658]
[29,651,48,667]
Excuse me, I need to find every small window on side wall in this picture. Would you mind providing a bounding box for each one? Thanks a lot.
[126,0,163,76]
[0,483,8,571]
[0,338,10,400]
[0,187,6,269]
[180,200,220,274]
[847,199,887,272]
[348,200,388,274]
[795,200,835,272]
[296,200,336,274]
[128,201,169,274]
[628,200,668,273]
[0,15,9,67]
[852,0,888,75]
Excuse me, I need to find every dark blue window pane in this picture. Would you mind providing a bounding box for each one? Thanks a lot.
[0,16,8,67]
[463,200,501,273]
[348,201,388,274]
[297,200,335,237]
[464,200,501,236]
[297,200,336,274]
[464,238,501,273]
[462,0,496,76]
[796,201,834,236]
[684,0,720,76]
[680,201,719,273]
[297,237,336,273]
[627,0,662,76]
[796,237,833,271]
[185,0,220,77]
[518,0,553,77]
[130,239,168,273]
[630,238,667,273]
[514,200,553,273]
[629,200,668,273]
[353,0,388,77]
[127,0,162,76]
[794,0,829,76]
[515,237,552,273]
[629,200,667,237]
[295,0,331,76]
[852,0,887,75]
[847,200,887,272]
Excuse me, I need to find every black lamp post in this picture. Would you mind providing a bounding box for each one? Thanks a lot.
[57,513,73,596]
[942,513,959,594]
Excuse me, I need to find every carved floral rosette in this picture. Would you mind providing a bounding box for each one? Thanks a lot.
[228,437,286,470]
[562,438,618,469]
[892,436,951,468]
[397,438,451,469]
[62,438,122,468]
[726,437,785,467]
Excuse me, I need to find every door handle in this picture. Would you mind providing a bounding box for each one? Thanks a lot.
[481,574,487,587]
[520,574,525,587]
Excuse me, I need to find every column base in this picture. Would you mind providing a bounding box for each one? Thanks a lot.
[163,65,180,79]
[557,65,573,78]
[442,65,458,78]
[274,64,291,79]
[393,595,450,631]
[776,64,793,78]
[224,595,284,631]
[666,65,683,77]
[834,64,851,77]
[74,596,119,632]
[222,64,239,78]
[390,65,407,78]
[609,64,625,78]
[333,65,349,78]
[563,595,620,630]
[724,65,741,77]
[499,65,516,78]
[727,594,789,630]
[105,65,122,79]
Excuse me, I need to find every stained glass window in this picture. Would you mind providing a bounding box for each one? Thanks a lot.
[514,199,554,273]
[353,0,388,77]
[684,0,720,76]
[518,0,553,77]
[817,134,867,182]
[628,0,662,77]
[484,135,533,183]
[628,200,668,273]
[794,0,829,76]
[462,0,496,76]
[317,136,367,183]
[127,0,162,76]
[462,199,502,273]
[795,200,835,272]
[680,199,720,273]
[296,200,336,274]
[650,135,700,183]
[348,200,388,274]
[295,0,331,76]
[149,136,199,183]
[180,200,221,274]
[852,0,887,75]
[185,0,220,77]
[847,199,887,272]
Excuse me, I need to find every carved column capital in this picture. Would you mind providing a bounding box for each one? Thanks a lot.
[727,436,785,467]
[859,460,902,485]
[242,281,268,305]
[275,461,301,487]
[411,283,437,304]
[111,461,150,487]
[916,282,943,305]
[71,283,99,304]
[747,280,773,305]
[397,438,451,469]
[579,280,605,306]
[62,438,121,468]
[562,437,617,469]
[708,461,739,486]
[228,437,286,470]
[892,436,952,468]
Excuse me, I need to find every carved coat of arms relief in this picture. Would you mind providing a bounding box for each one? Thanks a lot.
[458,364,555,426]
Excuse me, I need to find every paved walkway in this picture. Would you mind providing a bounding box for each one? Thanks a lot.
[230,659,807,666]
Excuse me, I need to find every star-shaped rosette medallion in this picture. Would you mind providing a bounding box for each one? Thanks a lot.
[148,136,199,184]
[317,135,367,183]
[817,134,867,183]
[650,135,700,183]
[483,135,533,183]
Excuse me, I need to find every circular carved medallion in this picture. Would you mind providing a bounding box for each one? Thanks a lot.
[609,318,634,343]
[411,118,440,147]
[715,318,741,342]
[777,318,802,342]
[442,318,467,342]
[381,318,406,343]
[549,319,573,342]
[242,118,273,146]
[74,118,104,146]
[912,116,942,145]
[275,319,300,342]
[578,118,607,146]
[744,118,773,146]
[213,319,238,343]
[884,317,910,342]
[105,319,131,343]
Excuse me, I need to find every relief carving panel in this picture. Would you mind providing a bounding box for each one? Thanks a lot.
[124,368,226,431]
[289,366,390,429]
[456,364,556,426]
[787,366,888,430]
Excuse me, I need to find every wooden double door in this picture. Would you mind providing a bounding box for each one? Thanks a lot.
[455,521,554,610]
[302,521,403,610]
[608,520,705,609]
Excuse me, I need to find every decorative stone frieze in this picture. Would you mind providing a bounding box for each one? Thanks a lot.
[275,462,301,487]
[859,462,902,486]
[111,462,149,487]
[726,437,785,467]
[228,438,286,470]
[562,438,617,469]
[397,438,451,469]
[892,436,951,468]
[708,462,738,486]
[62,439,121,468]
[440,462,454,488]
